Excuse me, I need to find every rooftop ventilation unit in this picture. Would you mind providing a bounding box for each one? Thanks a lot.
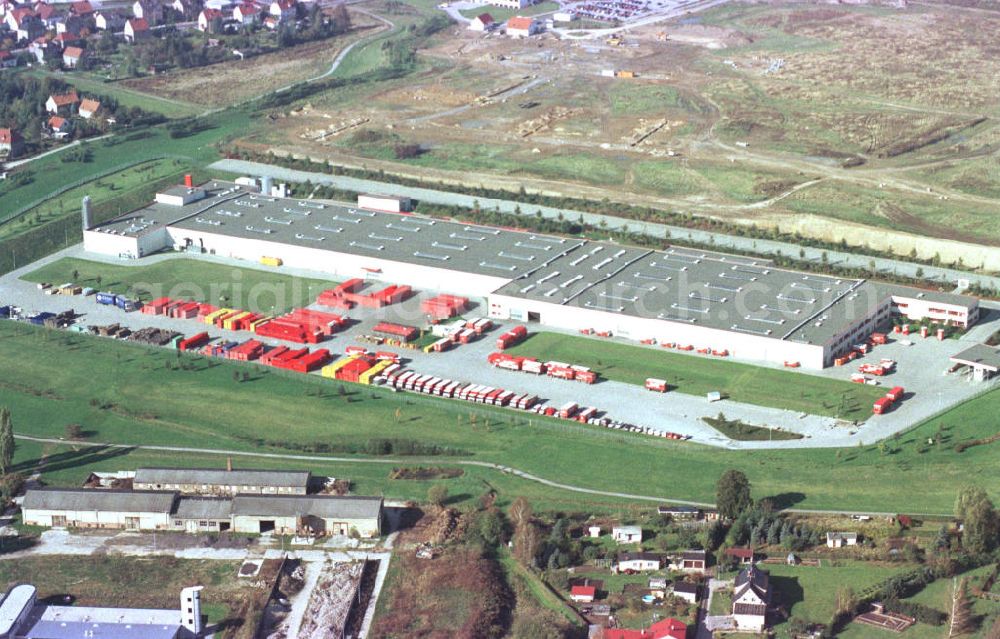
[515,241,551,251]
[689,292,726,303]
[368,233,402,242]
[657,313,697,323]
[263,216,292,225]
[537,271,560,284]
[791,282,830,293]
[350,241,384,251]
[585,301,625,312]
[570,253,591,266]
[297,201,326,209]
[480,261,518,271]
[245,226,273,234]
[498,251,535,261]
[543,287,560,298]
[295,234,325,241]
[706,283,741,293]
[215,210,242,218]
[731,325,772,336]
[450,232,486,241]
[432,241,468,251]
[761,304,801,315]
[616,281,656,292]
[520,284,536,294]
[633,272,672,282]
[386,223,420,232]
[671,303,709,314]
[413,251,449,261]
[719,272,756,282]
[233,200,259,208]
[593,257,614,270]
[529,235,565,244]
[314,225,343,233]
[560,274,583,288]
[744,315,785,325]
[732,265,770,275]
[330,215,362,224]
[283,207,310,216]
[405,217,435,226]
[599,292,638,303]
[464,226,499,235]
[195,218,222,226]
[776,293,815,304]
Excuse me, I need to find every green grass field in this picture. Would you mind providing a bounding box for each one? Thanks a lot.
[24,70,204,119]
[504,332,883,420]
[4,321,1000,514]
[22,257,338,314]
[766,561,912,632]
[459,1,558,21]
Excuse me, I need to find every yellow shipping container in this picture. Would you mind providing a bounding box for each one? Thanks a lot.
[359,360,392,385]
[249,316,272,332]
[320,355,358,379]
[260,256,283,267]
[223,311,251,330]
[203,308,232,325]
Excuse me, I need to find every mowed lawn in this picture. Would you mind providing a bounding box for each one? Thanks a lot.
[22,257,338,314]
[4,322,1000,513]
[505,332,883,421]
[765,561,910,633]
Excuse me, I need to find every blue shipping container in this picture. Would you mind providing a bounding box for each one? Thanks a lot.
[96,292,117,305]
[0,306,10,318]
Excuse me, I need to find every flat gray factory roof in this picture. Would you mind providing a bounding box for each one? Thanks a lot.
[22,488,177,514]
[231,495,383,520]
[950,344,1000,371]
[93,181,585,276]
[20,604,182,639]
[495,244,870,345]
[135,467,310,488]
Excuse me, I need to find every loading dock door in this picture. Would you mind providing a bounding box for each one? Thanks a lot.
[258,520,275,534]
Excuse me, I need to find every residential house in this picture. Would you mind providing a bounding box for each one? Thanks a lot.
[268,0,294,22]
[70,1,94,17]
[171,0,199,19]
[0,128,23,159]
[124,17,150,42]
[78,98,101,119]
[724,547,757,566]
[602,618,687,639]
[197,7,223,30]
[671,581,698,603]
[485,0,534,9]
[612,525,642,544]
[827,532,858,548]
[0,50,18,68]
[232,2,259,25]
[587,525,601,538]
[570,584,596,603]
[61,45,84,67]
[29,38,59,64]
[95,10,126,30]
[467,12,494,31]
[648,577,667,598]
[33,1,58,27]
[47,115,72,137]
[671,549,706,573]
[46,91,79,114]
[615,551,661,573]
[732,565,770,632]
[132,0,163,24]
[505,15,538,38]
[7,8,44,42]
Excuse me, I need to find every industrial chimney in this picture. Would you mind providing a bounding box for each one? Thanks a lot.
[261,175,273,197]
[180,586,204,636]
[81,195,92,232]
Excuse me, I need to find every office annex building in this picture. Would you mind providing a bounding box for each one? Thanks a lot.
[82,179,979,369]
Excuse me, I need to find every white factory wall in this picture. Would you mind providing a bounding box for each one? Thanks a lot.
[488,293,827,369]
[22,508,172,530]
[83,227,171,259]
[166,228,511,296]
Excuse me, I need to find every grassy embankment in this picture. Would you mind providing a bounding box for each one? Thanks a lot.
[2,321,1000,514]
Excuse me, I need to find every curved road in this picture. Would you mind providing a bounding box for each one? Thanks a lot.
[14,434,950,516]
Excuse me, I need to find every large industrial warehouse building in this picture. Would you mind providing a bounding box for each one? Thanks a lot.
[82,179,979,369]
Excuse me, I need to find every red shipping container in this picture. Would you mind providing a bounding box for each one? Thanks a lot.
[335,358,373,383]
[178,332,210,351]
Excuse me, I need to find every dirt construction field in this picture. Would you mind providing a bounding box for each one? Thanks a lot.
[123,12,384,106]
[236,0,1000,264]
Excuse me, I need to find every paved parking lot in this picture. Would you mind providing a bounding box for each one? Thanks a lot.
[3,245,998,449]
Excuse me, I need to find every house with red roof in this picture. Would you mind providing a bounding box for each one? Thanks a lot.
[505,15,537,37]
[233,2,260,25]
[46,91,79,115]
[62,45,84,68]
[724,547,757,566]
[0,128,23,159]
[33,2,58,26]
[468,12,494,31]
[570,584,596,603]
[70,0,94,16]
[197,7,223,31]
[269,0,295,22]
[79,98,101,119]
[48,115,72,137]
[601,618,687,639]
[124,17,150,42]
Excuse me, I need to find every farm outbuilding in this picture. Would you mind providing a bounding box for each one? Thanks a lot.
[82,179,981,369]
